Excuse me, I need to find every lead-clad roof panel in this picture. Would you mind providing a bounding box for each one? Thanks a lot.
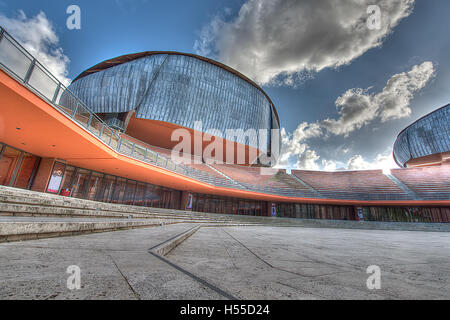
[393,104,450,167]
[63,54,276,152]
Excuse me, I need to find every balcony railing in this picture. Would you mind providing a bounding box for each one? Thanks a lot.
[106,117,125,132]
[0,26,447,202]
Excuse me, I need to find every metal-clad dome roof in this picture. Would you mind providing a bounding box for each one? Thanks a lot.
[393,104,450,167]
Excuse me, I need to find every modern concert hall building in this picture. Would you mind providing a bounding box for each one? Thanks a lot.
[0,27,449,223]
[64,51,281,166]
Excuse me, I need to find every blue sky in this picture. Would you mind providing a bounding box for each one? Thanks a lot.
[1,0,449,170]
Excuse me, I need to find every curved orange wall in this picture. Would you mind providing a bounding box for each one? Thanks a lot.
[126,114,265,166]
[406,152,450,168]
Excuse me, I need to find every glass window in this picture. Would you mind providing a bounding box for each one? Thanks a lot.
[161,189,172,209]
[250,202,256,216]
[111,178,126,203]
[13,153,39,189]
[46,162,66,194]
[0,146,21,186]
[0,35,33,80]
[197,196,205,212]
[220,199,225,213]
[60,166,75,192]
[86,172,103,201]
[71,168,90,199]
[191,194,198,211]
[255,202,261,217]
[232,200,238,215]
[144,184,154,207]
[152,186,162,208]
[123,180,137,205]
[169,190,180,209]
[204,198,211,213]
[133,183,146,206]
[99,175,116,203]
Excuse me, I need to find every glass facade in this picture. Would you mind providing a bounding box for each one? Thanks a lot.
[189,193,267,216]
[46,162,181,209]
[275,203,450,223]
[394,105,450,167]
[63,54,278,153]
[362,206,449,223]
[276,203,355,220]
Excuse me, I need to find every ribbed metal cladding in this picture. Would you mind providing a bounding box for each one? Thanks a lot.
[393,104,450,167]
[63,54,276,153]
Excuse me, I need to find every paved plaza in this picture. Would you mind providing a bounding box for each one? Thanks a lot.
[0,224,448,300]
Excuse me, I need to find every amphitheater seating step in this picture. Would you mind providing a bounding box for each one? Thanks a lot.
[210,164,318,197]
[391,167,450,199]
[292,169,414,200]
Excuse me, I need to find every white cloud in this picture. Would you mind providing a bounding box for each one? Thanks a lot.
[322,159,338,172]
[294,149,320,170]
[346,152,397,171]
[377,62,436,121]
[321,87,378,137]
[291,149,397,171]
[196,0,415,85]
[276,123,322,168]
[346,155,369,170]
[277,62,435,171]
[0,10,70,85]
[194,15,224,57]
[321,61,435,136]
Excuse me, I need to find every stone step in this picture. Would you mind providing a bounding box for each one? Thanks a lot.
[0,187,293,244]
[0,198,235,224]
[0,186,233,222]
[0,211,223,225]
[0,198,230,223]
[0,187,314,227]
[0,216,171,223]
[0,220,181,243]
[0,186,214,218]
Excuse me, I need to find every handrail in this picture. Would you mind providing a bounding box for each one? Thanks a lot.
[106,117,125,131]
[0,25,448,202]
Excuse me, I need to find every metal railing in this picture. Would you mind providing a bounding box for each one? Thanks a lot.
[0,26,447,202]
[106,117,125,132]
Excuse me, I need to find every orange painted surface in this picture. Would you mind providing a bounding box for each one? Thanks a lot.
[126,115,264,165]
[1,69,449,207]
[406,152,450,168]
